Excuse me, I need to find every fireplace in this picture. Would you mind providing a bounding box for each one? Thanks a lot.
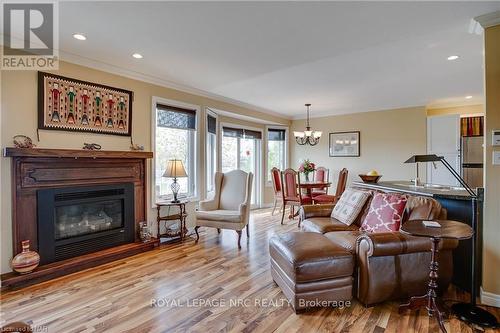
[37,183,135,264]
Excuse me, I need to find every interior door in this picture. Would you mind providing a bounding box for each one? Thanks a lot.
[426,115,461,186]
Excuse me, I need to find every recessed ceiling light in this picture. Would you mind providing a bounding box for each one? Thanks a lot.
[132,53,143,59]
[465,95,473,99]
[447,55,459,61]
[72,33,86,41]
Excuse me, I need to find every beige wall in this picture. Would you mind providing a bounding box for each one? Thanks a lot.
[0,61,289,273]
[290,106,427,186]
[427,104,484,117]
[482,24,500,298]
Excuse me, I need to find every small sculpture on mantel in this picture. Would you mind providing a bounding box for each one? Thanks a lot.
[130,138,144,151]
[82,143,102,150]
[13,135,36,149]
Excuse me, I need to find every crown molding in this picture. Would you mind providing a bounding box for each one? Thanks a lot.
[58,50,291,121]
[474,11,500,29]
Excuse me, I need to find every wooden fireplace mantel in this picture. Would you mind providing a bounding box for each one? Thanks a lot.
[4,147,153,159]
[2,147,158,289]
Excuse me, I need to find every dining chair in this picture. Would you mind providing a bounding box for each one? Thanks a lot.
[311,167,329,197]
[270,167,283,216]
[280,168,312,225]
[313,168,348,204]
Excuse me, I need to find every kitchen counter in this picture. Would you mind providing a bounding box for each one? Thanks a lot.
[352,180,476,201]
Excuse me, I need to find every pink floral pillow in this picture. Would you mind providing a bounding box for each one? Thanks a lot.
[360,193,408,233]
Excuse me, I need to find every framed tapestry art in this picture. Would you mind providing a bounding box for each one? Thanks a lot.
[38,72,133,136]
[329,131,360,157]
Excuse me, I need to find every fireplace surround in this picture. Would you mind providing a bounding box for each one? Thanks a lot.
[37,183,135,264]
[2,148,158,289]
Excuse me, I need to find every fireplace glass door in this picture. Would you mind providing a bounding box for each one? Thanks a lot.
[55,200,124,240]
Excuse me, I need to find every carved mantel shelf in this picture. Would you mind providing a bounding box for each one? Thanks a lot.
[4,147,153,159]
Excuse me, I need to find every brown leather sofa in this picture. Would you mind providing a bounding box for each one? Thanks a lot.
[298,191,459,306]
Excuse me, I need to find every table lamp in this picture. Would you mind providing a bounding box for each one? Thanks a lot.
[163,159,187,203]
[404,154,498,329]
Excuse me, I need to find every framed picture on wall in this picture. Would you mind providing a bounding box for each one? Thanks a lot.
[38,71,133,136]
[329,131,360,157]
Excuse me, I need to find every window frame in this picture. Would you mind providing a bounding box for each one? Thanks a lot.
[220,122,264,208]
[151,96,201,206]
[205,108,218,199]
[265,125,289,186]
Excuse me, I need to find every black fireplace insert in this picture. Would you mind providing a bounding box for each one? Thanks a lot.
[37,183,135,264]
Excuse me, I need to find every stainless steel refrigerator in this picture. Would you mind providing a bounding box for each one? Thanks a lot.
[461,136,484,189]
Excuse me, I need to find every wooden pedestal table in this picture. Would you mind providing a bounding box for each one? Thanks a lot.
[399,219,474,333]
[156,200,188,243]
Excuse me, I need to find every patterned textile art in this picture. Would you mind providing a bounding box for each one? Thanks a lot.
[360,193,408,233]
[38,72,133,136]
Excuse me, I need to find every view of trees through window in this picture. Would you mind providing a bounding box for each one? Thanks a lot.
[155,127,191,199]
[267,131,286,181]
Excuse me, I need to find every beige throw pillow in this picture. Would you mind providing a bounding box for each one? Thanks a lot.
[331,189,371,226]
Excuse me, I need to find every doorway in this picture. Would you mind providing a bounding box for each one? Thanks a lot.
[221,125,262,207]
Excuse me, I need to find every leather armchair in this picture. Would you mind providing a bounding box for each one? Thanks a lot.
[195,170,253,248]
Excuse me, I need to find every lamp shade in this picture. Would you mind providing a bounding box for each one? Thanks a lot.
[404,154,441,163]
[163,159,188,178]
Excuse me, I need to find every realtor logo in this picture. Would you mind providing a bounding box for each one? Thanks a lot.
[2,1,59,70]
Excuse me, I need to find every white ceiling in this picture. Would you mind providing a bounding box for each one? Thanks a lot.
[53,1,500,119]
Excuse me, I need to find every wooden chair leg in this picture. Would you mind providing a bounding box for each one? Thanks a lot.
[195,226,200,242]
[246,224,249,237]
[217,228,221,234]
[281,203,286,225]
[272,199,277,216]
[236,230,242,249]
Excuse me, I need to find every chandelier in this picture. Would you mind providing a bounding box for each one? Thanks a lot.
[294,104,322,146]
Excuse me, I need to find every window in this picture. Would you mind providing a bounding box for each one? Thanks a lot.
[221,126,262,206]
[154,103,197,200]
[206,111,217,196]
[267,128,287,182]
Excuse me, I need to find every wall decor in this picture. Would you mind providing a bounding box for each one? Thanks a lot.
[329,131,360,157]
[13,135,36,148]
[38,72,133,136]
[11,240,40,274]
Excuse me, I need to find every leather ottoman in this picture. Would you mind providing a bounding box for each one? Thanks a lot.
[269,232,354,312]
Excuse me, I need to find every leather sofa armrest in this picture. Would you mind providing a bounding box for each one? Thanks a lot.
[356,232,459,257]
[299,204,334,221]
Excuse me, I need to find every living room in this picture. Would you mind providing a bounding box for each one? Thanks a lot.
[1,2,500,333]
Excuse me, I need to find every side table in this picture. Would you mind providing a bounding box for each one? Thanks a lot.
[156,200,188,243]
[399,219,473,333]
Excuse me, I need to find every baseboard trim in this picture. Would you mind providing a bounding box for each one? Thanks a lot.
[481,287,500,308]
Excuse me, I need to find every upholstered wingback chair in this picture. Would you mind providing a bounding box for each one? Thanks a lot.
[195,170,253,248]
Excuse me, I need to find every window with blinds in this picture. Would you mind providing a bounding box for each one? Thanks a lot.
[154,103,197,200]
[206,112,217,195]
[268,128,286,141]
[157,104,196,130]
[267,128,287,182]
[222,127,262,140]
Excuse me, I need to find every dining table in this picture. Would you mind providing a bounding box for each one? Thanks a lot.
[299,181,332,198]
[288,181,332,218]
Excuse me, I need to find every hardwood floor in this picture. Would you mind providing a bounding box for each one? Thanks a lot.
[1,208,499,333]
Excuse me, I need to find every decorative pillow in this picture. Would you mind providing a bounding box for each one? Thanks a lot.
[360,193,408,233]
[331,189,371,226]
